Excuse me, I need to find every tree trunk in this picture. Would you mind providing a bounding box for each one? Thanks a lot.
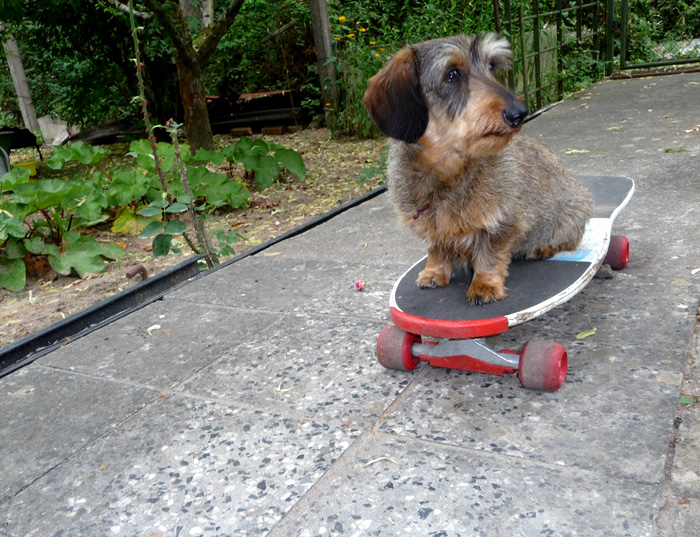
[174,53,214,153]
[1,23,40,132]
[309,0,337,129]
[201,0,214,28]
[141,0,246,153]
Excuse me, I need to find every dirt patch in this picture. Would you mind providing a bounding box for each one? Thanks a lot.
[1,128,386,348]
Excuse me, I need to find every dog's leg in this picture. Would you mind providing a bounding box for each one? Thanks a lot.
[466,239,512,304]
[416,248,453,288]
[528,227,586,260]
[527,245,566,260]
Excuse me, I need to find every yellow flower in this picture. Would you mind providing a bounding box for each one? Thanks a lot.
[348,33,355,38]
[379,47,385,51]
[325,102,331,106]
[333,36,340,40]
[375,53,380,57]
[338,16,346,22]
[360,28,366,32]
[369,41,376,45]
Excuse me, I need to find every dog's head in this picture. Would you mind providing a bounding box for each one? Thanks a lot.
[363,34,528,157]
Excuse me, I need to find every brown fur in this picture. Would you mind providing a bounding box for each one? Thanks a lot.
[363,34,593,304]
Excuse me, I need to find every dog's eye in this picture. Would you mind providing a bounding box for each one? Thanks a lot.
[445,69,461,83]
[488,61,495,71]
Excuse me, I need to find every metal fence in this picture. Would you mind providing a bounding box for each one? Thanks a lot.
[494,0,613,112]
[494,0,700,113]
[619,0,700,70]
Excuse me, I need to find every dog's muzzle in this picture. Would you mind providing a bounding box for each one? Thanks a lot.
[502,102,529,128]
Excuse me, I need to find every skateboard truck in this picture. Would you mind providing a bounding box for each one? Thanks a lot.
[377,326,568,391]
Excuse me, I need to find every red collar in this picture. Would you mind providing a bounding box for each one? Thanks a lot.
[413,197,444,220]
[413,204,431,219]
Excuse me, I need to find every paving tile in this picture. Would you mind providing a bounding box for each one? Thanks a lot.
[39,300,281,389]
[269,433,658,537]
[0,366,157,505]
[0,395,361,537]
[169,255,406,320]
[270,193,426,264]
[179,313,419,428]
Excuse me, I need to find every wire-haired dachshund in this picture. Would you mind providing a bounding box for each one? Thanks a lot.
[363,34,592,304]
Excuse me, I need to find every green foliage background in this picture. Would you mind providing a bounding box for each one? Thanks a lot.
[0,1,698,133]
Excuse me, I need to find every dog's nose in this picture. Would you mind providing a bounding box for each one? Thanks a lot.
[502,102,528,128]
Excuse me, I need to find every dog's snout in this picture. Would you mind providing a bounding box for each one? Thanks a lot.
[502,102,528,128]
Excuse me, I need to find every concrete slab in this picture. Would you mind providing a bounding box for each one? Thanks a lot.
[0,395,361,537]
[177,313,418,428]
[269,433,660,537]
[377,350,679,482]
[0,366,157,505]
[38,300,281,389]
[269,194,426,264]
[168,256,405,321]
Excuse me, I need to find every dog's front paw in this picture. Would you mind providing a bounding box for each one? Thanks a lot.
[416,267,450,289]
[466,275,506,305]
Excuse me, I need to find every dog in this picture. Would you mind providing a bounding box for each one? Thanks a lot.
[363,34,593,304]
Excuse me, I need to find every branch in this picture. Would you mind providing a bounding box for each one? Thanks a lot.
[261,20,296,44]
[105,0,153,19]
[195,0,245,65]
[140,0,198,70]
[139,0,245,70]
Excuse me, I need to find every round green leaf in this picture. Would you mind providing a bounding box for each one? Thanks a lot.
[98,241,125,261]
[24,236,49,254]
[152,233,173,258]
[139,221,165,238]
[165,202,189,213]
[137,207,163,217]
[252,155,281,190]
[5,237,27,259]
[1,166,31,189]
[164,219,188,236]
[0,257,26,291]
[275,148,306,180]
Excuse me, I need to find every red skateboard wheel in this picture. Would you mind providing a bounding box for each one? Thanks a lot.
[376,326,420,371]
[603,235,629,270]
[518,340,568,391]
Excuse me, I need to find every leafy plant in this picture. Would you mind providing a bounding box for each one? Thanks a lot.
[223,137,306,190]
[0,166,123,291]
[358,143,388,184]
[132,131,306,263]
[0,131,306,291]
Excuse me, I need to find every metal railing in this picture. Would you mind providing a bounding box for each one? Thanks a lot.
[494,0,700,113]
[619,0,700,70]
[494,0,612,111]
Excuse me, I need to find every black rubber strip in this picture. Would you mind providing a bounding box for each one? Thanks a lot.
[0,255,205,378]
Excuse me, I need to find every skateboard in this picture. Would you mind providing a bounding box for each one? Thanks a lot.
[376,175,635,391]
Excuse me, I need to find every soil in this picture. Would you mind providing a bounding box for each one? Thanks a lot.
[0,128,386,348]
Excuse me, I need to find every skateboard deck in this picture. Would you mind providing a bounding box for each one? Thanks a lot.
[390,175,634,338]
[377,175,634,391]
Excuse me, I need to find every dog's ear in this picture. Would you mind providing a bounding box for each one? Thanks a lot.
[363,47,429,143]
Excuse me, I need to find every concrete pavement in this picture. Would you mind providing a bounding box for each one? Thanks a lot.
[2,71,700,536]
